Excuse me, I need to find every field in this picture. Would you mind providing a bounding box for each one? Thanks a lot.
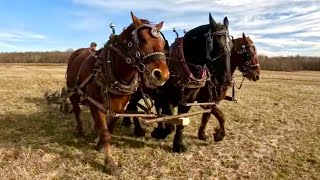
[0,64,319,180]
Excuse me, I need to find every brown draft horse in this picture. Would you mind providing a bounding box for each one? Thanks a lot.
[66,12,170,174]
[197,33,261,141]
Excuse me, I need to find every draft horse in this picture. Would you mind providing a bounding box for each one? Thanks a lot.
[197,33,261,141]
[124,33,261,147]
[123,14,232,152]
[65,12,170,174]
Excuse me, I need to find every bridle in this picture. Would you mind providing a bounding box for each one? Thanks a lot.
[225,39,260,102]
[202,27,233,102]
[205,29,232,62]
[91,23,169,96]
[234,41,260,77]
[108,23,167,73]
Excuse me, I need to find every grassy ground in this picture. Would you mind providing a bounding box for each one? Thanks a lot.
[0,64,319,180]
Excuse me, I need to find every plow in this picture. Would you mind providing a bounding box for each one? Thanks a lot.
[44,86,73,114]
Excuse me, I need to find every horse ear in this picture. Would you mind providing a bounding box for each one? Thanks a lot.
[155,21,164,30]
[131,12,142,28]
[223,17,229,29]
[209,13,217,27]
[242,32,246,42]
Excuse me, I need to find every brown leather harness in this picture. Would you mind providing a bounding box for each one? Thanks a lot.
[65,24,167,114]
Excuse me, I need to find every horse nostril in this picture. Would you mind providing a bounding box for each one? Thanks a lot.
[152,69,163,81]
[256,75,260,80]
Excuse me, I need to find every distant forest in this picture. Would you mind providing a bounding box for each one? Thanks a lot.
[0,51,319,71]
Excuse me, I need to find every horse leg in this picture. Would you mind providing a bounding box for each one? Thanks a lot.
[133,117,145,137]
[122,93,141,127]
[211,105,226,142]
[89,105,118,175]
[107,117,119,134]
[121,117,132,127]
[198,109,212,141]
[151,105,175,140]
[122,100,137,127]
[69,94,84,137]
[172,105,190,152]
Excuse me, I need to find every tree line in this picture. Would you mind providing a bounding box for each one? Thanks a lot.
[0,51,319,71]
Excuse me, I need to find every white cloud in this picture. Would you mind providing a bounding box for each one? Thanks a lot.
[0,30,46,42]
[4,0,315,56]
[0,30,47,52]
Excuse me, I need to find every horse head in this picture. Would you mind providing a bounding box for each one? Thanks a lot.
[207,13,233,88]
[232,33,260,81]
[115,12,170,88]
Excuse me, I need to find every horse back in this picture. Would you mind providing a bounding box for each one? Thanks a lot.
[66,48,95,89]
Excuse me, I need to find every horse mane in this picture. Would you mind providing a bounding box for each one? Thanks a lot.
[184,23,226,39]
[182,22,227,66]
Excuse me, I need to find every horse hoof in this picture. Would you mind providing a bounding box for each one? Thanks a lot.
[105,157,119,175]
[74,130,84,137]
[213,129,225,142]
[121,118,132,127]
[151,128,169,140]
[134,128,146,137]
[198,132,208,141]
[173,143,187,153]
[95,141,104,152]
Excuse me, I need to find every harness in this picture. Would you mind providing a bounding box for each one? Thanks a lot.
[204,28,232,103]
[169,38,210,88]
[167,27,231,105]
[65,23,167,114]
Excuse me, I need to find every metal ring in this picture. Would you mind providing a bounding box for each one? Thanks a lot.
[136,51,140,58]
[126,58,132,64]
[245,61,250,65]
[242,45,246,49]
[151,28,159,37]
[138,63,145,72]
[128,42,133,47]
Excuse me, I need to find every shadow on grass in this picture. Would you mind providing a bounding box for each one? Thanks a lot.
[0,96,171,171]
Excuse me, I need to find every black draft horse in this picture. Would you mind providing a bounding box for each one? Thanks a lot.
[123,13,232,152]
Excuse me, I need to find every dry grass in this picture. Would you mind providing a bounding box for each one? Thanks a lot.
[0,64,319,180]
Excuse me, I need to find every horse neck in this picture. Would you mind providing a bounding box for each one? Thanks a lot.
[230,38,243,76]
[112,26,137,83]
[183,27,209,66]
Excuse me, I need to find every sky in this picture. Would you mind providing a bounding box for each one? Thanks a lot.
[0,0,319,56]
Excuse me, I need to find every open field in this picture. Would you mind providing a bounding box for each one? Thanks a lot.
[0,64,319,179]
